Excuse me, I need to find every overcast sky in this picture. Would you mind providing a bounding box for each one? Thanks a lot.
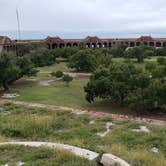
[1,0,166,38]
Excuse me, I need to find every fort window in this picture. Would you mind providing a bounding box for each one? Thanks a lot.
[66,43,72,48]
[97,43,102,48]
[59,43,65,48]
[73,43,78,47]
[149,42,154,47]
[156,42,161,47]
[86,43,90,48]
[52,43,58,49]
[92,43,96,48]
[163,42,166,47]
[103,42,108,48]
[109,43,112,47]
[136,42,140,46]
[143,42,148,46]
[130,42,135,47]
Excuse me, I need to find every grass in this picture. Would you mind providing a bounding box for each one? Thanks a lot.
[0,145,96,166]
[1,57,166,119]
[0,104,165,165]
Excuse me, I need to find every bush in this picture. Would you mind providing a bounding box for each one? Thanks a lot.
[30,48,57,67]
[157,57,166,65]
[51,71,63,78]
[62,74,73,86]
[84,62,166,111]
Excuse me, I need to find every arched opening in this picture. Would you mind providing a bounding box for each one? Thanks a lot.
[97,43,102,48]
[59,43,65,48]
[108,43,112,48]
[136,42,140,46]
[73,43,78,47]
[156,42,161,47]
[143,42,148,46]
[92,43,97,48]
[163,42,166,47]
[149,42,154,47]
[52,43,58,49]
[130,42,135,47]
[103,42,108,48]
[125,42,129,47]
[66,43,72,48]
[86,43,91,48]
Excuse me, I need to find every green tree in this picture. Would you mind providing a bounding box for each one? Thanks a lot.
[51,70,63,78]
[0,52,37,90]
[68,49,97,72]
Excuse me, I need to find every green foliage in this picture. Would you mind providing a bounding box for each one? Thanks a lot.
[68,49,112,72]
[155,47,166,56]
[62,74,73,86]
[68,49,97,72]
[157,57,166,65]
[51,70,63,78]
[30,48,57,67]
[85,62,166,111]
[0,52,37,90]
[124,46,155,63]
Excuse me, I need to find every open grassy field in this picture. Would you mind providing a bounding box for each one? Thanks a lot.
[0,56,164,120]
[0,103,165,166]
[0,145,96,166]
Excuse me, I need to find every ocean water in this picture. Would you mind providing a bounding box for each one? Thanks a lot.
[0,31,165,40]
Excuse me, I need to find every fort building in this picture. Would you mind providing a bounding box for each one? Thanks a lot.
[1,35,166,53]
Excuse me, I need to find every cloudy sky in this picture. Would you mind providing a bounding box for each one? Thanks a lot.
[1,0,166,38]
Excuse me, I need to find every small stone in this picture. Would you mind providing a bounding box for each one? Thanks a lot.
[151,147,159,153]
[89,120,95,124]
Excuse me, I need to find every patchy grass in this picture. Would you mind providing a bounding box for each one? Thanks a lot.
[0,104,165,165]
[0,145,96,166]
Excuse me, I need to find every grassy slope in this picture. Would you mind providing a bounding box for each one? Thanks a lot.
[0,104,165,166]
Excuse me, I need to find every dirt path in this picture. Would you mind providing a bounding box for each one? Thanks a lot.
[0,99,165,126]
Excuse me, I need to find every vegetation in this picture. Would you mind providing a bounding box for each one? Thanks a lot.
[63,74,73,86]
[0,145,96,166]
[85,62,166,111]
[30,48,58,67]
[51,70,64,78]
[0,104,165,166]
[68,49,112,72]
[0,52,37,90]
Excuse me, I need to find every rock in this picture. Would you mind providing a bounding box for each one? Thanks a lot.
[132,126,150,133]
[0,107,4,112]
[151,147,159,153]
[97,122,114,137]
[17,161,25,166]
[1,93,20,99]
[100,153,130,166]
[89,120,95,124]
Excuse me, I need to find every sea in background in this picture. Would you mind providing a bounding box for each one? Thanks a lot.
[0,31,166,40]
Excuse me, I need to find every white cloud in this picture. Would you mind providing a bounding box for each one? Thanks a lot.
[0,0,166,35]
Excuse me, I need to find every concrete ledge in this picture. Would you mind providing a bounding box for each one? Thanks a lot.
[0,142,130,166]
[0,142,99,161]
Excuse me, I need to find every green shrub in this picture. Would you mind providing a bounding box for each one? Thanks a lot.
[157,57,166,65]
[51,70,63,78]
[62,74,73,86]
